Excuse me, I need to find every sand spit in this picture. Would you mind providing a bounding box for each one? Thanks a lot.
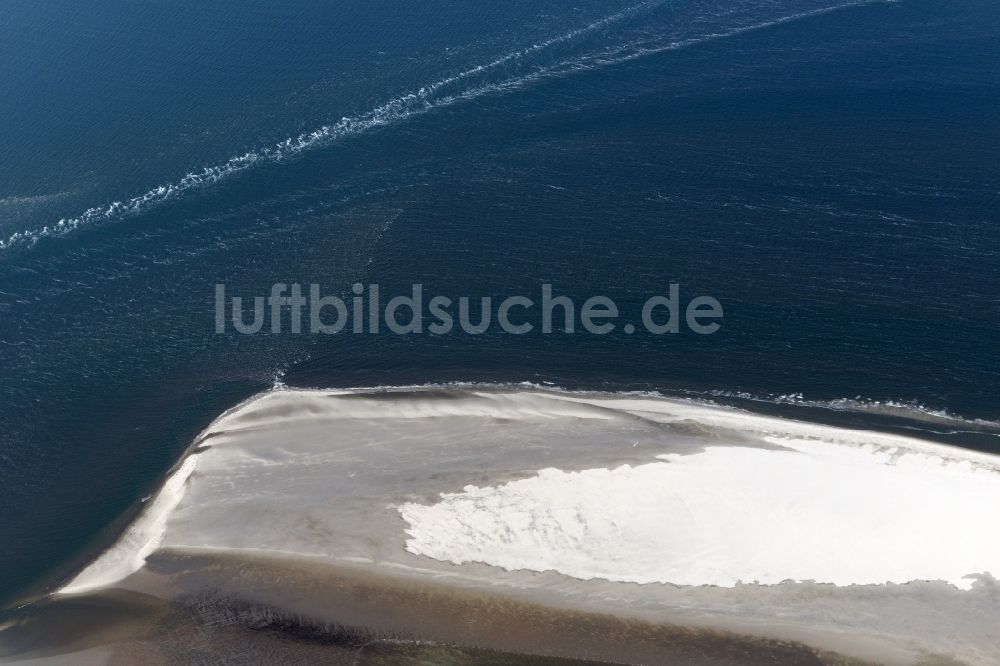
[13,386,997,664]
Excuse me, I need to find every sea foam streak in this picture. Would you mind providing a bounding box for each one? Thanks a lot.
[0,0,660,253]
[0,0,878,255]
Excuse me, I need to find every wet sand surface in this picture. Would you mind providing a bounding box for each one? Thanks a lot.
[3,549,876,665]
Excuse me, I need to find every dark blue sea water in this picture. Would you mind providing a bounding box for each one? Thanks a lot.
[1,0,998,604]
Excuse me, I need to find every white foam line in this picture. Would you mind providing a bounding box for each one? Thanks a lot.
[0,0,662,254]
[0,0,881,255]
[398,0,890,110]
[557,0,886,73]
[351,0,882,136]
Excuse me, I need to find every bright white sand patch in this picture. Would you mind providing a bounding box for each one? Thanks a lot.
[399,436,1000,589]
